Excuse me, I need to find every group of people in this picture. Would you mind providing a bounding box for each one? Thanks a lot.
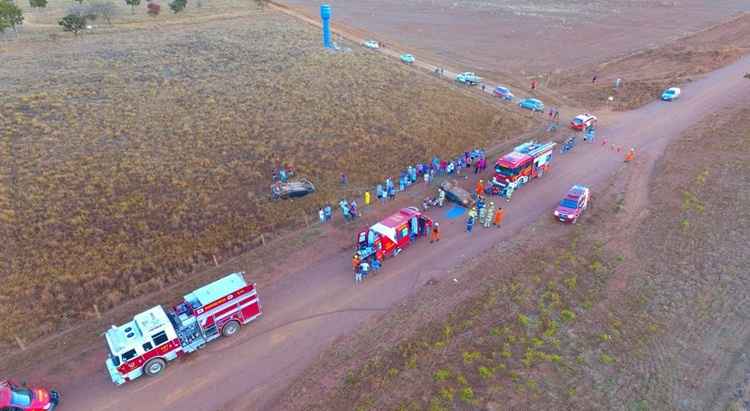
[271,164,295,183]
[352,250,383,283]
[319,200,359,223]
[465,196,504,233]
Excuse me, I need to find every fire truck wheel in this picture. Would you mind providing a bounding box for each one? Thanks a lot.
[144,358,166,376]
[222,320,241,337]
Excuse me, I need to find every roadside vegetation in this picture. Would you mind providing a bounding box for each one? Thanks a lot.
[278,106,750,410]
[0,12,531,353]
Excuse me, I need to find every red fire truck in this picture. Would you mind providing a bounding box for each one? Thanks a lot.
[104,272,262,385]
[489,141,556,199]
[356,207,432,260]
[0,379,59,411]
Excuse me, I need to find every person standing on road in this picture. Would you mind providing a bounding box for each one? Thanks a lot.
[350,200,358,219]
[324,204,332,221]
[476,179,485,196]
[466,216,475,233]
[360,260,370,280]
[592,74,598,85]
[319,208,325,224]
[364,191,371,206]
[484,202,495,228]
[352,253,361,272]
[431,222,440,243]
[493,207,505,228]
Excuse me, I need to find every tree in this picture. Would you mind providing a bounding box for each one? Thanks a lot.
[29,0,47,9]
[124,0,139,14]
[0,0,24,33]
[253,0,266,9]
[58,13,86,35]
[168,0,185,13]
[87,0,117,24]
[146,2,159,16]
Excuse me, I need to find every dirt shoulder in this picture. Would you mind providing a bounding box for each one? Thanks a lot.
[550,12,750,111]
[273,103,750,410]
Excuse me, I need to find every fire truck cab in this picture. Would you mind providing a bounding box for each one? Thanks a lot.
[105,272,261,385]
[491,141,555,198]
[356,207,431,260]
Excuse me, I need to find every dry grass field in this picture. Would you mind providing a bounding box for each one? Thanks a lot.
[0,11,531,352]
[277,106,750,410]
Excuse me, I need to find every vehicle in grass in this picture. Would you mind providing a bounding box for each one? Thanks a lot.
[489,141,556,199]
[455,72,482,85]
[356,207,433,260]
[363,40,380,49]
[439,180,475,208]
[271,179,315,200]
[554,184,590,223]
[105,272,262,385]
[400,53,415,64]
[518,98,544,112]
[661,87,681,101]
[493,86,514,101]
[570,113,597,131]
[0,379,59,411]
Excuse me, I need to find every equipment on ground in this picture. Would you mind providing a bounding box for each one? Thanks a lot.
[356,207,432,261]
[439,180,475,208]
[0,379,59,411]
[489,141,556,200]
[104,272,262,385]
[560,136,577,153]
[271,179,315,200]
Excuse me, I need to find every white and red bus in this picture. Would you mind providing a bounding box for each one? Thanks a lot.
[104,272,262,385]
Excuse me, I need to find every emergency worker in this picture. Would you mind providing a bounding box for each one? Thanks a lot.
[493,207,505,228]
[431,222,440,243]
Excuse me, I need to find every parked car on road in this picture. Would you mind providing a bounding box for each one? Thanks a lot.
[661,87,681,101]
[570,113,597,131]
[493,86,514,101]
[363,40,380,49]
[400,54,415,64]
[554,185,590,223]
[518,98,544,112]
[455,72,481,85]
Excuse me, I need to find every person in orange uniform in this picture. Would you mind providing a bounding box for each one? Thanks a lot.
[493,207,505,228]
[430,222,441,243]
[624,147,635,162]
[352,253,361,272]
[476,179,485,197]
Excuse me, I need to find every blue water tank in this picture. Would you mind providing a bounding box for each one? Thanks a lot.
[320,4,332,48]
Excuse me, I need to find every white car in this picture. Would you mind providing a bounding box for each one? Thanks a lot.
[363,40,380,49]
[570,113,597,131]
[661,87,681,101]
[455,72,481,85]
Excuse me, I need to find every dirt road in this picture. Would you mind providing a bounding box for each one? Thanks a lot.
[29,52,749,411]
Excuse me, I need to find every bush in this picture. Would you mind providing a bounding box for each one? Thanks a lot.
[478,366,493,379]
[169,0,186,13]
[459,387,474,403]
[29,0,47,8]
[560,309,576,322]
[58,14,86,35]
[147,2,160,16]
[433,369,451,382]
[0,0,24,33]
[518,314,530,327]
[462,351,481,364]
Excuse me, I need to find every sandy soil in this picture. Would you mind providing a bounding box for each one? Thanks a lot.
[281,0,750,74]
